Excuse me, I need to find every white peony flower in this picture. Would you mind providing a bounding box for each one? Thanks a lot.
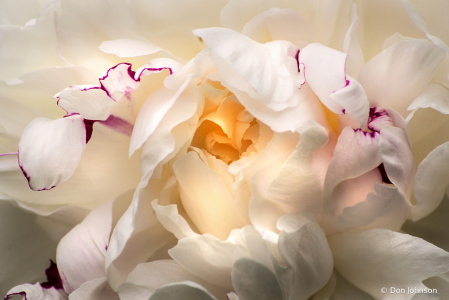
[2,0,449,300]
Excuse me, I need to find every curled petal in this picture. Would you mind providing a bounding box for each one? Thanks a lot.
[149,282,218,300]
[99,63,140,101]
[18,115,87,191]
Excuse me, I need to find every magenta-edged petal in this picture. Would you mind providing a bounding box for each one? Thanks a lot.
[296,43,347,114]
[18,115,87,191]
[330,75,369,127]
[5,284,68,300]
[55,86,114,121]
[134,58,183,80]
[99,63,140,101]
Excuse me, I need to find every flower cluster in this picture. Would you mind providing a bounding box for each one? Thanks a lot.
[2,0,449,299]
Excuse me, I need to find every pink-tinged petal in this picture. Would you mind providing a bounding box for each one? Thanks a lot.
[117,260,228,300]
[296,43,347,114]
[323,127,382,202]
[358,39,445,117]
[338,183,409,231]
[5,283,67,300]
[330,76,369,127]
[99,39,162,58]
[329,229,449,299]
[55,87,114,121]
[69,278,119,300]
[18,115,87,191]
[379,126,415,197]
[56,193,132,294]
[412,141,449,221]
[193,28,303,111]
[99,63,140,102]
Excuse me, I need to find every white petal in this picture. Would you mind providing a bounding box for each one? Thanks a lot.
[55,87,114,121]
[329,76,369,127]
[296,43,346,114]
[274,214,334,300]
[99,63,140,102]
[118,260,228,300]
[6,283,67,300]
[69,278,119,300]
[149,281,219,300]
[99,39,162,58]
[402,0,449,52]
[152,198,199,240]
[56,193,131,294]
[408,84,449,115]
[129,78,192,157]
[173,151,249,240]
[338,183,409,231]
[231,258,283,300]
[358,39,445,117]
[343,16,364,79]
[323,127,382,202]
[412,141,449,221]
[0,2,66,80]
[193,28,303,111]
[329,229,449,299]
[168,234,251,289]
[18,115,87,191]
[0,0,40,26]
[330,272,374,300]
[379,126,414,197]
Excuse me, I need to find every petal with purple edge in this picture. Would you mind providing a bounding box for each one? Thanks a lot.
[18,115,87,191]
[5,283,67,300]
[99,63,140,102]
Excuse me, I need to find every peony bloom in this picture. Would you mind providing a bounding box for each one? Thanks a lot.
[2,0,449,299]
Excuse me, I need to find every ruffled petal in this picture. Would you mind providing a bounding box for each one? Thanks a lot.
[193,28,303,111]
[231,258,283,300]
[358,39,445,117]
[329,229,449,299]
[408,84,449,115]
[117,260,228,300]
[18,115,87,191]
